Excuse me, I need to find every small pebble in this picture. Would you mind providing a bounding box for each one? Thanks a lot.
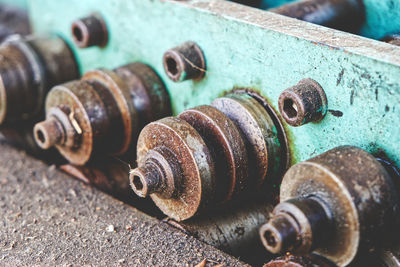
[106,225,114,232]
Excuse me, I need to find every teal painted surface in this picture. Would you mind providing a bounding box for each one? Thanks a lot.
[261,0,296,9]
[361,0,400,39]
[0,0,27,9]
[29,0,400,168]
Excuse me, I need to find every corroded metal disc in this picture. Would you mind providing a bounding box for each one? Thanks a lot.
[212,94,281,187]
[83,69,138,155]
[44,81,96,165]
[280,146,399,266]
[178,105,248,202]
[136,117,216,221]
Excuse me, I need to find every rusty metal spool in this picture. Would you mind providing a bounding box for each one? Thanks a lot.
[34,63,171,166]
[130,93,285,221]
[0,35,79,125]
[260,146,400,266]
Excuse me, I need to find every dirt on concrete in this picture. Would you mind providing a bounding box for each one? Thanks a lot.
[0,140,248,266]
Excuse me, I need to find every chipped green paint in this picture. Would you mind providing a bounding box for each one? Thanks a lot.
[28,0,400,168]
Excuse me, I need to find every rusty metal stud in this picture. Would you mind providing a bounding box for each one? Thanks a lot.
[278,78,327,127]
[162,41,206,82]
[264,254,335,267]
[131,93,285,221]
[71,14,108,48]
[34,63,170,166]
[260,146,400,266]
[270,0,365,33]
[0,35,79,125]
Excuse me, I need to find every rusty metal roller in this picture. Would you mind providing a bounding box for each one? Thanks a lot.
[130,93,284,221]
[0,35,79,125]
[270,0,365,33]
[33,63,171,166]
[259,146,400,266]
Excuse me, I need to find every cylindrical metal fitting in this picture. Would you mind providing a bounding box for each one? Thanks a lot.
[278,78,327,126]
[270,0,365,33]
[131,92,286,221]
[260,146,400,266]
[71,14,108,48]
[162,41,206,82]
[34,63,171,165]
[260,198,332,254]
[0,35,79,125]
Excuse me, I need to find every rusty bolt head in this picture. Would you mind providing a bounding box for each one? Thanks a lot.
[71,14,108,48]
[162,41,206,82]
[278,78,327,127]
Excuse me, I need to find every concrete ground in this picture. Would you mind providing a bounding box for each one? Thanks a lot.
[0,140,248,266]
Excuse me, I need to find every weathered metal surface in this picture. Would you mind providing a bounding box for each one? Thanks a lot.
[0,35,79,125]
[71,14,108,48]
[260,146,400,266]
[278,78,327,127]
[131,93,285,221]
[28,0,400,171]
[59,160,131,200]
[379,244,400,267]
[264,254,336,267]
[270,0,365,33]
[34,62,171,165]
[0,140,248,266]
[165,202,274,263]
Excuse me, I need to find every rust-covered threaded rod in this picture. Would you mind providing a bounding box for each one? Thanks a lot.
[259,146,400,266]
[71,14,108,48]
[34,63,171,166]
[0,35,79,125]
[270,0,365,33]
[278,78,327,126]
[163,41,206,82]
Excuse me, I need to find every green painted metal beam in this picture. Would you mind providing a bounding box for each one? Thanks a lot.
[29,0,400,168]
